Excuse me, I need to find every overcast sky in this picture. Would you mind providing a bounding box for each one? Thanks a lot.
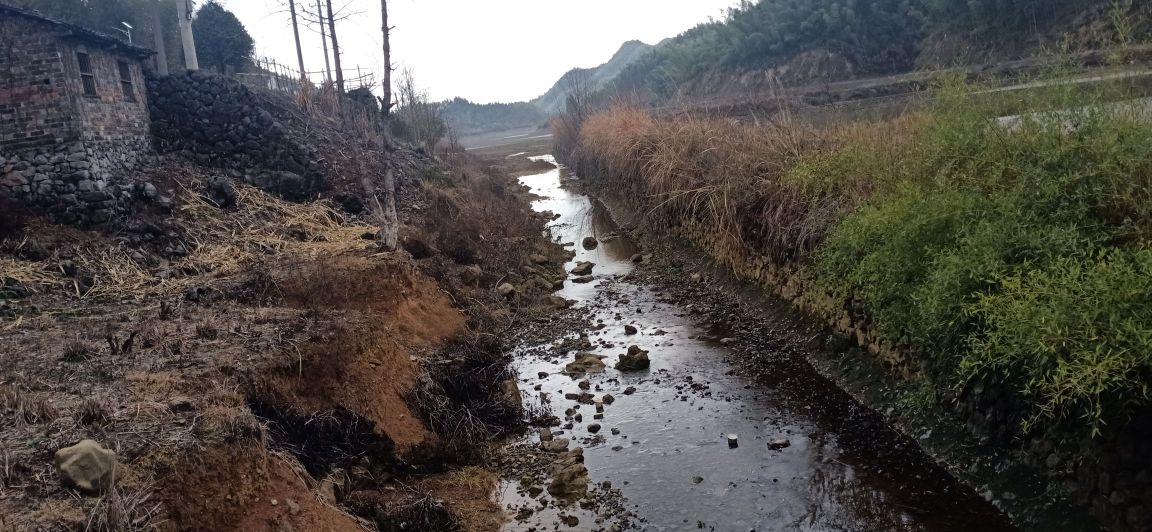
[217,0,739,104]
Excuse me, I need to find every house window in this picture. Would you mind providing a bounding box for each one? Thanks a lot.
[118,61,136,102]
[77,52,97,97]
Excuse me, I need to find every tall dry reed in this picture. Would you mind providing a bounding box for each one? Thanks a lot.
[574,105,917,264]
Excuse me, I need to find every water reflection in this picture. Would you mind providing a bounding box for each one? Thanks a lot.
[503,156,1015,531]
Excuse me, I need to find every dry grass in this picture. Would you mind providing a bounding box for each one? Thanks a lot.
[0,254,57,294]
[74,397,115,427]
[85,482,163,532]
[62,340,96,362]
[204,406,267,447]
[445,466,497,492]
[416,156,551,279]
[1,385,59,427]
[1,183,375,304]
[176,185,374,278]
[575,105,921,264]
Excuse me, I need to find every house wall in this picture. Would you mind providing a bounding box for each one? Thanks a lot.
[60,40,152,180]
[0,11,153,225]
[0,15,76,151]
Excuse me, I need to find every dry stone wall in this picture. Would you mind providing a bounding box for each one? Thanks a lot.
[0,141,159,225]
[147,72,325,201]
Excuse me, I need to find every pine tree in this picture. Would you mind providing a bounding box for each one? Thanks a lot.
[191,0,254,74]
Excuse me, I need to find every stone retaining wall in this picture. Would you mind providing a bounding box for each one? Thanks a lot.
[146,72,325,201]
[0,139,155,225]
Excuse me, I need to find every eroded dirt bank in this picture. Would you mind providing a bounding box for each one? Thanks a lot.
[0,77,574,530]
[491,154,1023,531]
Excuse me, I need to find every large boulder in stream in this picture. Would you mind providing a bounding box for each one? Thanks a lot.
[547,448,589,499]
[499,379,523,413]
[615,345,651,371]
[582,236,598,250]
[565,352,606,373]
[541,437,570,453]
[570,261,595,276]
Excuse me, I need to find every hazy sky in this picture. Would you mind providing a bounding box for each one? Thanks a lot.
[219,0,739,104]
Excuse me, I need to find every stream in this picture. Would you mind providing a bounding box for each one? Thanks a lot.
[500,156,1016,531]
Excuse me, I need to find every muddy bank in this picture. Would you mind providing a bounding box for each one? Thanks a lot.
[495,156,1019,531]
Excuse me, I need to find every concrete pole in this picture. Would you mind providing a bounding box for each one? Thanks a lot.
[151,1,169,75]
[176,0,199,70]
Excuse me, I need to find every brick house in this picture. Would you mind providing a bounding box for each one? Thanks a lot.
[0,3,154,223]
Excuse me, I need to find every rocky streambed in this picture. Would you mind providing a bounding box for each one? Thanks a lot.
[497,156,1018,531]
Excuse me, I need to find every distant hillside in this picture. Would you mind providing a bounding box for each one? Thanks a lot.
[603,0,1152,104]
[531,40,654,113]
[441,40,654,135]
[440,98,546,136]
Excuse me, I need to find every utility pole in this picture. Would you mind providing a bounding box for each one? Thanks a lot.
[288,0,306,79]
[325,0,345,101]
[317,0,332,83]
[380,0,393,116]
[176,0,198,70]
[151,1,168,75]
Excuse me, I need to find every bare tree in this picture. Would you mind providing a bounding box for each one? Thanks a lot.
[394,67,446,152]
[376,0,398,251]
[380,0,393,116]
[288,0,306,79]
[552,71,595,162]
[325,0,345,107]
[316,0,332,82]
[562,70,595,126]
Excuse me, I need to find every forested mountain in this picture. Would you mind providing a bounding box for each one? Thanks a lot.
[607,0,1152,102]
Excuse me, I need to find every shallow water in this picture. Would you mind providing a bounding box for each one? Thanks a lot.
[502,157,1016,531]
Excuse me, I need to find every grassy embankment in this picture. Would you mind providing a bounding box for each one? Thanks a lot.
[561,73,1152,442]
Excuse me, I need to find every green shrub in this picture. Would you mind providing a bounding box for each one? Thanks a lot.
[816,185,979,346]
[967,247,1152,436]
[813,77,1152,434]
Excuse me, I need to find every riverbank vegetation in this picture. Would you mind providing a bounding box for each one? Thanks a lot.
[566,73,1152,440]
